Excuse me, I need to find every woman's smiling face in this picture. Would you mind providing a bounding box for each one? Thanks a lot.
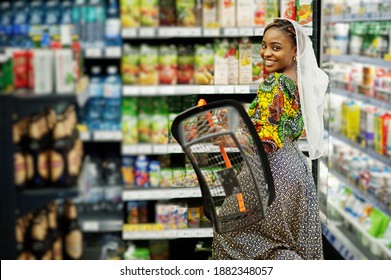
[260,27,297,75]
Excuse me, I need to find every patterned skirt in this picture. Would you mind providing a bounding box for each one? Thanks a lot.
[212,139,324,260]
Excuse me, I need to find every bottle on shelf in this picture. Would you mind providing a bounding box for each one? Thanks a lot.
[47,202,63,260]
[29,216,52,260]
[105,0,121,46]
[103,65,122,131]
[62,200,83,260]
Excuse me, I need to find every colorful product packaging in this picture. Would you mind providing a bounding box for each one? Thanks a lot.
[159,44,177,85]
[54,49,75,94]
[280,0,297,21]
[152,97,169,144]
[139,44,159,85]
[194,44,214,85]
[140,0,159,27]
[122,97,139,144]
[253,0,266,27]
[159,0,176,26]
[218,0,236,28]
[213,39,229,85]
[297,0,313,27]
[33,49,54,94]
[236,0,254,27]
[202,0,219,28]
[239,37,253,85]
[177,45,194,84]
[176,0,196,26]
[122,156,136,188]
[120,0,141,27]
[138,97,154,143]
[121,44,140,85]
[227,39,239,85]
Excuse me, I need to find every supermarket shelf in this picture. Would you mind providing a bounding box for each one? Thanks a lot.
[84,46,122,59]
[330,87,391,112]
[326,199,391,259]
[81,130,123,142]
[122,27,313,39]
[16,186,78,216]
[79,211,123,232]
[323,55,391,68]
[324,13,391,23]
[11,92,77,118]
[328,168,391,217]
[123,84,258,96]
[122,224,213,240]
[321,220,368,260]
[122,187,203,201]
[329,131,391,167]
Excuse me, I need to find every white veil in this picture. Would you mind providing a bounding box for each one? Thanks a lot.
[288,19,329,159]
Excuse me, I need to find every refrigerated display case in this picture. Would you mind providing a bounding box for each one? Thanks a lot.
[320,0,391,260]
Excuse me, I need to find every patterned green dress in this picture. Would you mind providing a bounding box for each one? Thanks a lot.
[212,73,324,260]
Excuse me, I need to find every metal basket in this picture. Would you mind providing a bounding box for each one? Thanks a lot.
[171,99,275,234]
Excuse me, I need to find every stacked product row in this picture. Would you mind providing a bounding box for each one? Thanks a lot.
[121,0,313,28]
[126,201,210,229]
[329,94,391,156]
[122,39,264,86]
[0,46,83,95]
[328,62,391,102]
[0,0,121,48]
[329,141,391,210]
[13,105,83,189]
[16,200,83,260]
[324,21,391,58]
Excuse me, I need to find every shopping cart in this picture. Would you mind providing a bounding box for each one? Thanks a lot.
[171,99,275,234]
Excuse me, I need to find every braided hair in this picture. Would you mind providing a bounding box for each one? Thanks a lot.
[264,19,297,47]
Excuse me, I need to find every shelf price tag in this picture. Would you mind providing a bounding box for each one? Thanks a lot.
[158,86,175,95]
[304,27,313,36]
[122,86,140,96]
[138,28,155,37]
[254,27,265,36]
[105,47,121,58]
[235,85,250,94]
[203,28,220,37]
[239,28,253,36]
[79,131,91,141]
[186,28,202,37]
[218,85,234,94]
[122,28,137,38]
[223,28,239,37]
[199,85,215,94]
[83,221,99,232]
[94,131,122,141]
[122,144,138,155]
[140,86,157,96]
[137,144,153,154]
[167,143,183,153]
[85,48,102,58]
[152,144,169,154]
[158,27,176,37]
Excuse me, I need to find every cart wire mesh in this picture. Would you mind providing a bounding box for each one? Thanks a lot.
[171,100,275,234]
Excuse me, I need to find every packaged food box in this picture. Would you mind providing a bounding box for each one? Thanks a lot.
[159,44,177,85]
[140,0,159,27]
[202,0,218,28]
[176,0,196,26]
[121,44,140,85]
[177,45,194,84]
[139,44,158,85]
[213,39,229,85]
[194,44,214,85]
[120,0,140,27]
